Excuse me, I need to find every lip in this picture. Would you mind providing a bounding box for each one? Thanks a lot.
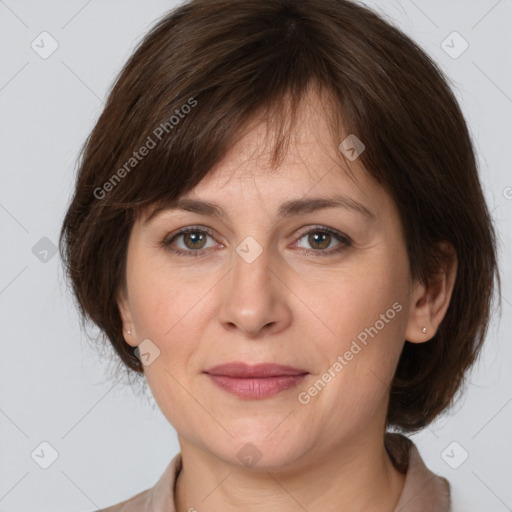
[203,362,309,399]
[204,362,309,378]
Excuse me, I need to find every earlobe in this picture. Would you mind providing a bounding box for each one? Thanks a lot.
[404,242,458,344]
[116,287,138,347]
[124,328,138,347]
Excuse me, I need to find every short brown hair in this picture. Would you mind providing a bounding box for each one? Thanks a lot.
[59,0,501,433]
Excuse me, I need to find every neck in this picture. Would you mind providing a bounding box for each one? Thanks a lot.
[174,431,406,512]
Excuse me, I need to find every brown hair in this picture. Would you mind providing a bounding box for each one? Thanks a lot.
[59,0,501,433]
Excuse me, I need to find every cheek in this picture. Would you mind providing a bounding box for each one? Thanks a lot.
[128,264,218,387]
[131,272,208,427]
[128,253,205,337]
[305,248,409,388]
[309,255,406,340]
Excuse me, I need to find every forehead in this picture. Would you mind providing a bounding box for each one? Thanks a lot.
[209,89,353,179]
[173,112,376,209]
[138,89,391,225]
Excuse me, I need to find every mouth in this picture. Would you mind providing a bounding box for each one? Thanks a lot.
[203,362,309,399]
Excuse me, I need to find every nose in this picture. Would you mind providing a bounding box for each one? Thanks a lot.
[218,244,292,337]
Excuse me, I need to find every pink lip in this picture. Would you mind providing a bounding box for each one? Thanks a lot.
[204,362,308,378]
[203,362,309,399]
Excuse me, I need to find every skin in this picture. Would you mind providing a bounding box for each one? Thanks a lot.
[117,90,457,512]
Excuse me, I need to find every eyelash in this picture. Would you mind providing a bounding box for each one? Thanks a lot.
[161,225,352,258]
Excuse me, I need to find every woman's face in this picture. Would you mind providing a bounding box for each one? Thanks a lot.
[118,96,427,470]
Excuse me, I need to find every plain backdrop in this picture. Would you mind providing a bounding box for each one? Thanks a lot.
[1,1,511,510]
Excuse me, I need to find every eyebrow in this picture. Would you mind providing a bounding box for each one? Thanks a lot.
[143,195,375,227]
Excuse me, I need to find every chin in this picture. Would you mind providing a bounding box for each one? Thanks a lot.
[204,431,307,471]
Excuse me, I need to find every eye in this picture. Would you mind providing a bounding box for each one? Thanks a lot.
[293,226,352,257]
[161,225,352,257]
[162,226,218,256]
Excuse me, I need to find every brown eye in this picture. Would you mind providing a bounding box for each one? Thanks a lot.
[162,226,218,256]
[307,232,332,250]
[295,226,352,257]
[182,231,207,250]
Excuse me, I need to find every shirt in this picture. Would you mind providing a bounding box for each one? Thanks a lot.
[97,432,451,512]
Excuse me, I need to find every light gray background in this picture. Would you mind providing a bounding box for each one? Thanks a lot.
[1,1,511,511]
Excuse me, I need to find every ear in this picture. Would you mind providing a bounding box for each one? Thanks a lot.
[404,241,458,343]
[116,284,138,347]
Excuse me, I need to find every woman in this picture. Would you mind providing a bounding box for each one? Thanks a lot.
[59,0,500,510]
